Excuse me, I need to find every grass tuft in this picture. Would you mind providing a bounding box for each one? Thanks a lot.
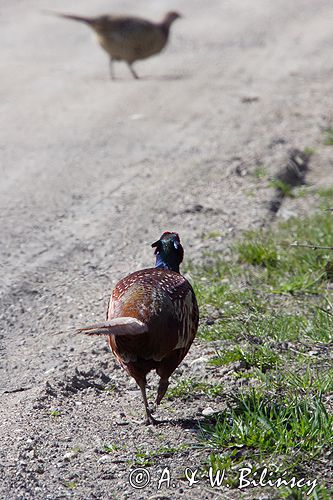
[167,378,224,400]
[190,192,333,495]
[237,234,278,268]
[323,128,333,146]
[211,345,280,372]
[202,390,332,468]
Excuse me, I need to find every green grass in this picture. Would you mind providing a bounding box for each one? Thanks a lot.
[202,391,332,496]
[133,450,154,466]
[211,345,280,372]
[323,128,333,146]
[318,186,333,200]
[64,481,77,490]
[236,235,278,268]
[235,212,333,294]
[130,445,188,466]
[278,484,332,499]
[252,165,267,179]
[203,391,332,457]
[49,410,61,417]
[103,444,119,453]
[190,195,333,496]
[283,367,333,394]
[202,230,222,240]
[303,146,316,156]
[270,178,295,197]
[166,378,224,400]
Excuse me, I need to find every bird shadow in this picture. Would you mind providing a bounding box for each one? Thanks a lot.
[91,72,190,83]
[116,416,205,429]
[139,72,191,82]
[149,416,205,429]
[168,416,204,429]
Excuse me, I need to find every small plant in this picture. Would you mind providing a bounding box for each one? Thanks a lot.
[270,178,294,197]
[49,410,61,417]
[237,234,278,268]
[211,345,280,372]
[202,230,222,240]
[306,308,333,343]
[318,186,333,199]
[323,128,333,146]
[202,390,332,469]
[65,481,77,489]
[166,378,224,400]
[156,444,188,456]
[303,146,316,156]
[133,450,154,467]
[252,165,267,179]
[103,444,119,453]
[284,367,333,394]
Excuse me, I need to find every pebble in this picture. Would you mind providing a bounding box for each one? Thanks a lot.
[63,451,77,461]
[202,406,217,416]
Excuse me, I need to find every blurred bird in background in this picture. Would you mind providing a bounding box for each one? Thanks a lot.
[50,11,182,79]
[77,232,199,424]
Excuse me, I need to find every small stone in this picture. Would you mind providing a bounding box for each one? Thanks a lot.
[27,449,36,460]
[189,356,210,366]
[98,455,112,463]
[202,407,217,416]
[63,451,77,461]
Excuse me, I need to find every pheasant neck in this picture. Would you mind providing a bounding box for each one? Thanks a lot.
[154,254,180,273]
[159,23,170,37]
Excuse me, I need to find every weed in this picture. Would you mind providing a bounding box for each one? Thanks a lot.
[133,450,154,467]
[166,378,224,400]
[237,234,278,268]
[270,178,294,197]
[323,128,333,146]
[303,147,316,156]
[252,165,267,179]
[202,390,332,468]
[65,481,77,489]
[211,345,280,372]
[103,444,119,453]
[192,200,333,496]
[202,230,222,240]
[50,410,61,417]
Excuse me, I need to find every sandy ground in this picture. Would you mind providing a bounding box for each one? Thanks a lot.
[1,0,333,498]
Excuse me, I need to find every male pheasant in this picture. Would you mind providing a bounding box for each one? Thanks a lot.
[77,232,199,424]
[51,11,181,79]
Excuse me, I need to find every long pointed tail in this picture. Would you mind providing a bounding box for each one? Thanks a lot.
[77,317,148,336]
[43,11,95,25]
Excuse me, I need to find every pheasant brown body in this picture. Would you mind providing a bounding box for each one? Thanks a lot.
[52,11,181,79]
[77,232,199,424]
[108,268,198,383]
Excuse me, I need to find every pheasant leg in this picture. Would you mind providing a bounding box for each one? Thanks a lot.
[156,378,169,405]
[128,63,139,79]
[109,58,115,80]
[138,380,158,425]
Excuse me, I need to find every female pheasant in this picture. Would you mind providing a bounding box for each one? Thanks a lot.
[50,11,181,79]
[77,232,199,424]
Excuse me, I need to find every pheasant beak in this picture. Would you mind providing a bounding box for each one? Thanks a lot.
[151,239,160,254]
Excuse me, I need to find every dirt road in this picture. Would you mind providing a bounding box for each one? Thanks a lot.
[1,0,333,498]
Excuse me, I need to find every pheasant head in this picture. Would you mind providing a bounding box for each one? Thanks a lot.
[161,11,182,31]
[152,231,184,273]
